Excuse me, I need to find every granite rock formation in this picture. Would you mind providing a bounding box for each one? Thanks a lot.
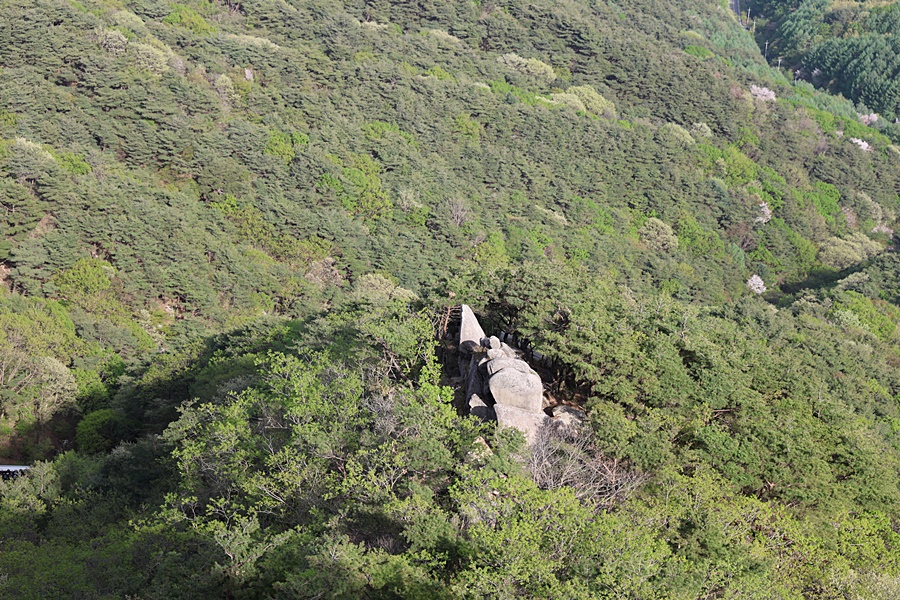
[458,305,547,443]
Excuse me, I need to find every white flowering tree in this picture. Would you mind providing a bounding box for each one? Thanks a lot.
[747,275,767,295]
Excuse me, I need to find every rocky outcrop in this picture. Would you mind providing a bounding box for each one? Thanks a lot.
[456,305,584,444]
[459,304,486,351]
[458,305,547,443]
[486,360,543,414]
[493,404,548,444]
[468,393,494,420]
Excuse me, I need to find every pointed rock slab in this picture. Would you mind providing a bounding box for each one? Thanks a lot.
[488,369,543,413]
[459,305,486,351]
[494,404,548,445]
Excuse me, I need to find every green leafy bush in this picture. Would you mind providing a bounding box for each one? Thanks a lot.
[162,4,215,36]
[75,409,128,454]
[684,45,715,59]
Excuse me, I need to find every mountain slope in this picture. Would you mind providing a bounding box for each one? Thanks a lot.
[1,0,900,597]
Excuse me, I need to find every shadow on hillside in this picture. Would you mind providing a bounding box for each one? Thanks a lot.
[772,250,898,305]
[1,316,311,464]
[0,413,76,463]
[777,268,852,297]
[115,317,311,440]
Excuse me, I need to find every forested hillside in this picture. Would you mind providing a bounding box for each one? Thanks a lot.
[749,0,900,124]
[2,0,900,597]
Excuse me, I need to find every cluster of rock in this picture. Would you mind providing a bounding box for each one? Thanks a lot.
[458,305,582,442]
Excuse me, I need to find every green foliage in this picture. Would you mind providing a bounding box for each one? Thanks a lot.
[53,151,90,175]
[0,110,16,128]
[162,4,215,36]
[424,65,453,80]
[697,143,758,186]
[321,155,392,221]
[263,131,296,164]
[831,291,899,340]
[801,181,842,224]
[75,408,127,454]
[639,217,679,253]
[488,79,542,105]
[757,0,900,122]
[362,121,415,144]
[1,0,900,595]
[818,233,883,271]
[72,367,110,413]
[563,85,616,117]
[210,195,330,264]
[777,0,829,54]
[685,44,715,59]
[452,114,481,141]
[676,213,723,256]
[54,258,113,299]
[786,225,818,272]
[0,178,43,240]
[497,52,557,83]
[758,165,787,210]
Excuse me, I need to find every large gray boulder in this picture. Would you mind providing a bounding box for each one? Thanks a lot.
[488,368,543,413]
[459,305,486,351]
[487,357,537,375]
[486,358,533,376]
[456,304,548,444]
[494,404,548,445]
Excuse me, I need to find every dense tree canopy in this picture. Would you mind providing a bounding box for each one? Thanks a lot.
[751,0,900,122]
[1,0,900,596]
